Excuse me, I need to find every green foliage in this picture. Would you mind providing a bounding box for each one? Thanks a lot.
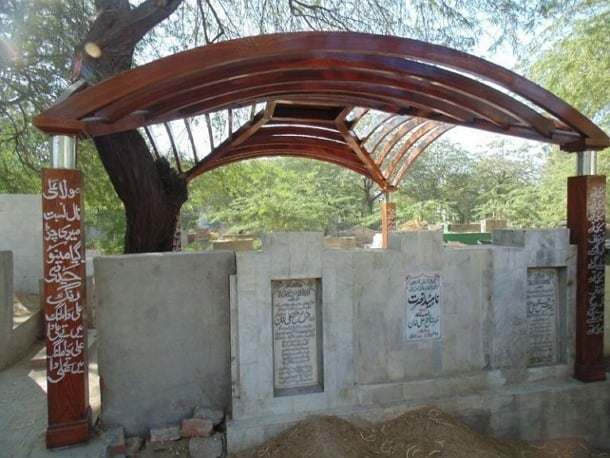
[525,0,609,226]
[182,138,575,235]
[1,0,90,175]
[1,0,607,250]
[530,150,574,227]
[527,0,609,128]
[471,142,546,223]
[0,144,41,194]
[394,139,546,226]
[187,158,375,235]
[396,141,478,224]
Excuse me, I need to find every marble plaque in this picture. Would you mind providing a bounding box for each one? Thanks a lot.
[527,268,558,366]
[272,278,322,395]
[405,272,442,341]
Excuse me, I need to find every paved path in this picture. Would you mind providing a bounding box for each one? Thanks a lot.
[0,332,111,457]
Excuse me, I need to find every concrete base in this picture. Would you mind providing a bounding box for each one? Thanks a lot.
[1,251,44,371]
[90,231,608,451]
[226,231,606,453]
[94,251,236,436]
[227,374,610,453]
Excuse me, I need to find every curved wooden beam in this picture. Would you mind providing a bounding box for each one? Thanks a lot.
[187,142,374,183]
[385,121,445,179]
[391,125,456,188]
[34,31,608,151]
[374,118,431,166]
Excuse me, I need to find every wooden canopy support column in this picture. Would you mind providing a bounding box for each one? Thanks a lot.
[382,192,397,249]
[567,152,606,383]
[42,135,90,448]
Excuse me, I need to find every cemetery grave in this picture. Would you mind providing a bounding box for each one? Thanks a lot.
[112,407,610,457]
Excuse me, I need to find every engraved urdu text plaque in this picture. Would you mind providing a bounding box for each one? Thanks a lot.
[405,272,442,341]
[272,278,323,396]
[527,268,559,366]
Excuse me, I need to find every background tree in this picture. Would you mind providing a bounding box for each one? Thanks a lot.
[1,0,189,253]
[2,0,593,252]
[395,141,478,224]
[471,141,545,224]
[524,0,609,225]
[186,159,369,235]
[75,0,188,253]
[393,139,545,227]
[0,0,89,193]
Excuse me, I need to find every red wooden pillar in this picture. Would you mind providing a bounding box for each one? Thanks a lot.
[42,140,90,448]
[567,174,606,382]
[382,197,396,249]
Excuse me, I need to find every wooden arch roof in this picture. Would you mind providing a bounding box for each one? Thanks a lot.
[34,32,609,190]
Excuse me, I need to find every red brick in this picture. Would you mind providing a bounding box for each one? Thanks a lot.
[181,418,213,438]
[105,426,125,456]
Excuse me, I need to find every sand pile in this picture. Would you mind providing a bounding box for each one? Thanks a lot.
[231,407,609,458]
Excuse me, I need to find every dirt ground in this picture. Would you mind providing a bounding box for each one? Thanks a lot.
[229,407,610,458]
[129,406,609,457]
[136,439,190,457]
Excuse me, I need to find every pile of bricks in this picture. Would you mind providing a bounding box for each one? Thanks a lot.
[106,408,225,457]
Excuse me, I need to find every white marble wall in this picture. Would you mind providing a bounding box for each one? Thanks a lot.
[87,230,600,451]
[490,230,576,377]
[0,251,43,370]
[95,251,236,436]
[0,195,42,294]
[228,229,585,452]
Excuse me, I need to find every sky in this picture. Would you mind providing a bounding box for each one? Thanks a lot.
[141,1,557,165]
[441,30,550,158]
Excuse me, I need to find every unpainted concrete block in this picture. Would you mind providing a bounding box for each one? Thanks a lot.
[189,434,224,458]
[95,251,235,436]
[104,426,125,456]
[150,424,181,442]
[193,407,225,426]
[125,436,143,456]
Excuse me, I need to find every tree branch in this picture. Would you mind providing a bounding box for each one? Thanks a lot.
[198,0,224,44]
[76,0,185,82]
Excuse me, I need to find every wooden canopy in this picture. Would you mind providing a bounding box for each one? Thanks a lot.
[34,32,609,190]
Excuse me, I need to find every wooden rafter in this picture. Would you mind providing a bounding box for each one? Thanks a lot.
[33,31,608,192]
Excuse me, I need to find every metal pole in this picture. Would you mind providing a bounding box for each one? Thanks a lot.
[50,135,77,169]
[577,151,597,176]
[590,151,597,175]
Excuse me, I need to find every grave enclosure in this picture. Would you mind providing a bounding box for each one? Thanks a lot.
[28,31,610,450]
[93,230,610,453]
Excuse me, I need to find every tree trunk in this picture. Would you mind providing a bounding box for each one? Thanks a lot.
[75,0,186,253]
[362,178,379,216]
[94,132,187,253]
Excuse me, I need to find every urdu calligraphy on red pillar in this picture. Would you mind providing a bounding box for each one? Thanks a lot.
[42,171,86,384]
[585,185,605,336]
